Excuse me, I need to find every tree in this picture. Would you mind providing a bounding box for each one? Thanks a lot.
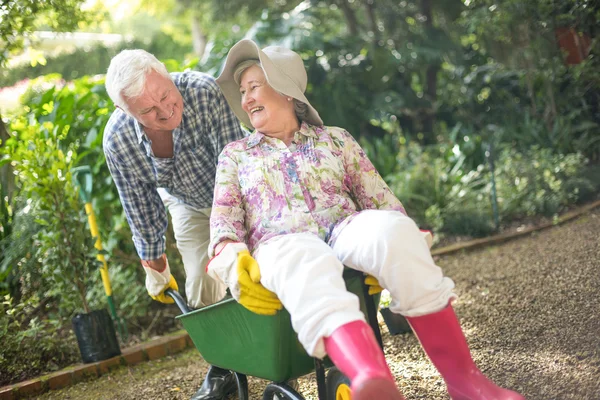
[231,0,463,143]
[0,0,91,66]
[136,0,297,60]
[0,0,93,200]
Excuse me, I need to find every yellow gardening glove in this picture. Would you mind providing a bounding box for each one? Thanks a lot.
[236,250,283,315]
[142,254,179,304]
[207,243,283,316]
[364,274,384,295]
[150,275,179,304]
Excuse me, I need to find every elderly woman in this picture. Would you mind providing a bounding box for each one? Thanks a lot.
[207,39,525,400]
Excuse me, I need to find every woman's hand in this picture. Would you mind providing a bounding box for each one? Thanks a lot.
[214,239,236,255]
[235,250,283,315]
[207,243,283,315]
[364,275,384,295]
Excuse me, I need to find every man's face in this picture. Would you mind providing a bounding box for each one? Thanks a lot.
[123,71,184,132]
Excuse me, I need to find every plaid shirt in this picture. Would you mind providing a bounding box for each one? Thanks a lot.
[103,71,246,260]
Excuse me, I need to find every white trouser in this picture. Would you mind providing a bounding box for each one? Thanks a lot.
[254,209,456,358]
[159,189,227,309]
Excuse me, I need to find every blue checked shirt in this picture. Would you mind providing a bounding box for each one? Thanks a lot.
[103,71,246,261]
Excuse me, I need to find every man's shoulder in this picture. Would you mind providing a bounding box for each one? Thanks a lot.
[172,71,219,94]
[103,109,136,152]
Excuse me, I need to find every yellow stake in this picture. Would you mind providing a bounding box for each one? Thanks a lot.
[85,202,112,297]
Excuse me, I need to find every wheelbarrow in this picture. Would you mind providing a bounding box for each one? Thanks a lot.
[166,268,384,400]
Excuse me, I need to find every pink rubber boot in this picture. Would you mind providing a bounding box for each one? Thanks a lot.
[324,320,405,400]
[406,305,525,400]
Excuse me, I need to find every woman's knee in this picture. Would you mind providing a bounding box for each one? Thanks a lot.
[257,233,332,262]
[256,233,341,284]
[353,210,421,244]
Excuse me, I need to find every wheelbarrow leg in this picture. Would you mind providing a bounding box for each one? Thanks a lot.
[314,358,327,400]
[234,372,249,400]
[362,278,384,349]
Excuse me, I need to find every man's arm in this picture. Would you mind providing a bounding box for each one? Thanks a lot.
[103,129,169,262]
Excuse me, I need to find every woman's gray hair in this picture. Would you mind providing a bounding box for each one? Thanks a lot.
[293,100,309,121]
[233,59,261,85]
[233,59,309,121]
[105,49,170,110]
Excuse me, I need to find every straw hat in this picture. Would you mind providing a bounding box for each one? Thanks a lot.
[216,39,323,129]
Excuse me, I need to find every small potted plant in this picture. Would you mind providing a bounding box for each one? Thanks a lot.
[379,290,412,335]
[9,130,121,363]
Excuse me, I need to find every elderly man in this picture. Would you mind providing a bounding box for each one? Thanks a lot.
[103,49,246,400]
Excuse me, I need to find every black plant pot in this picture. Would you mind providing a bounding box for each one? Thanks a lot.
[72,308,121,363]
[380,307,412,335]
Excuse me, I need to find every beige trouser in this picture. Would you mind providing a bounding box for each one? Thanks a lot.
[159,189,227,309]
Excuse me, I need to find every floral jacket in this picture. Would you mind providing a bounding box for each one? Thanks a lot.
[209,122,406,256]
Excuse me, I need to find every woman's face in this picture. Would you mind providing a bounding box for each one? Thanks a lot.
[239,65,296,134]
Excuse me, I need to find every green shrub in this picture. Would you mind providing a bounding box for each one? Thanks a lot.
[86,263,151,322]
[387,141,490,235]
[386,139,597,237]
[494,146,593,218]
[437,209,495,237]
[0,295,79,386]
[0,206,40,300]
[496,111,600,164]
[360,133,400,180]
[564,164,600,204]
[5,105,100,315]
[0,181,16,297]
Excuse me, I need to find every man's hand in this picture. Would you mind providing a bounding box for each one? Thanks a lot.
[364,274,384,295]
[207,243,283,315]
[142,254,179,304]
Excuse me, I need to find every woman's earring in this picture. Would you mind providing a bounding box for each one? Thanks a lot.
[287,97,292,101]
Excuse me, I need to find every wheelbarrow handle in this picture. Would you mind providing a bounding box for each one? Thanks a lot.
[165,288,191,314]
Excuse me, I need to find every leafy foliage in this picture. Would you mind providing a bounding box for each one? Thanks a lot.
[385,140,595,238]
[4,92,100,315]
[0,0,93,67]
[0,198,38,300]
[387,140,490,235]
[2,74,159,323]
[0,294,79,386]
[1,0,600,386]
[0,35,190,88]
[493,146,595,218]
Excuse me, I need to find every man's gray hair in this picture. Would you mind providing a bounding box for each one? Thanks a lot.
[233,59,309,122]
[105,49,170,110]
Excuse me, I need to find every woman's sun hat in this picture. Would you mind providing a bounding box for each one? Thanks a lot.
[216,39,323,129]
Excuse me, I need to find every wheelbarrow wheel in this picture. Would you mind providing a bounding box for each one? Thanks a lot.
[326,367,352,400]
[262,381,304,400]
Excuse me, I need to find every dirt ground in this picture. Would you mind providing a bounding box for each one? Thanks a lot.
[36,208,600,400]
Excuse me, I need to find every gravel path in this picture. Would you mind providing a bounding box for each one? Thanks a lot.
[37,209,600,400]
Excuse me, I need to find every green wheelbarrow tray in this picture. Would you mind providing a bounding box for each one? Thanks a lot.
[168,268,380,383]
